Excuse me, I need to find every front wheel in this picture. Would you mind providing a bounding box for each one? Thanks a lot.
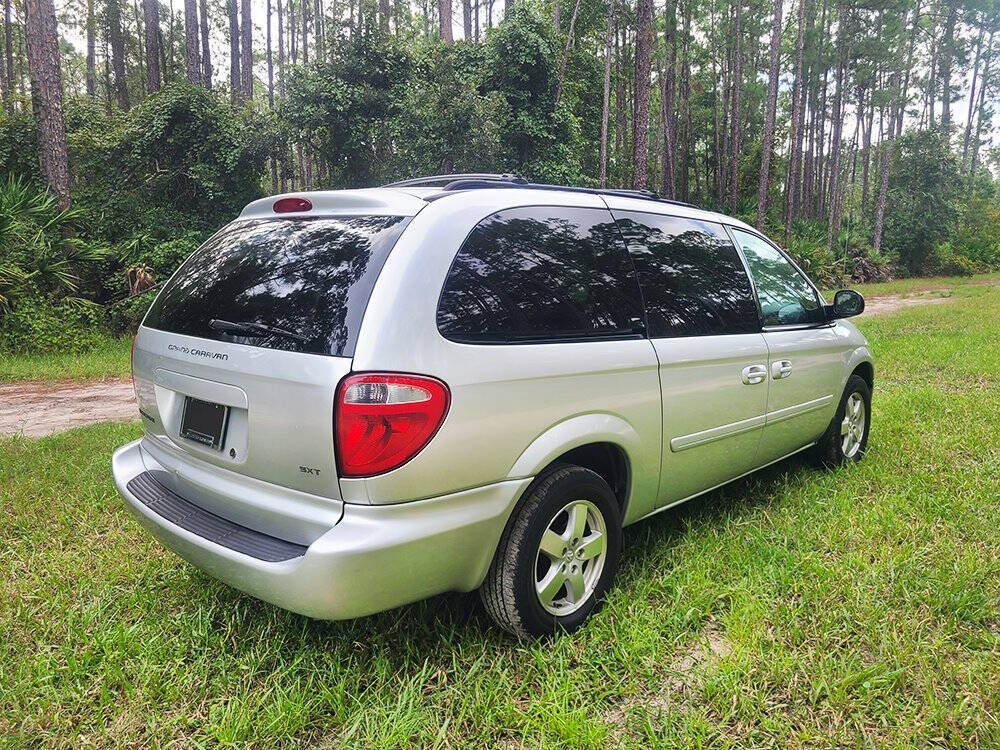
[813,374,872,467]
[480,466,622,638]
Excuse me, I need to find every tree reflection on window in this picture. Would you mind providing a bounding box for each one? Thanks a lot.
[144,216,410,356]
[613,212,759,337]
[437,207,643,342]
[730,229,823,327]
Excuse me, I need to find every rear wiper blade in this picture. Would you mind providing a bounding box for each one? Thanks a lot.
[209,318,308,343]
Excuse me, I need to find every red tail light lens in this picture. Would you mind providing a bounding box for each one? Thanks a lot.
[335,373,450,477]
[272,197,313,213]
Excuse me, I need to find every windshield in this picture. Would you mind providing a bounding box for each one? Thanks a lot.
[143,215,411,356]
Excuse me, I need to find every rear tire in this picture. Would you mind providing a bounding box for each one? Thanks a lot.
[480,465,622,638]
[813,374,871,468]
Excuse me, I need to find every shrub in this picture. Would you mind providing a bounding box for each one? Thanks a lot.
[0,176,108,308]
[0,290,106,353]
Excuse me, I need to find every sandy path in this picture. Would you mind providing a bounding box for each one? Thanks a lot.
[860,293,953,316]
[0,378,136,438]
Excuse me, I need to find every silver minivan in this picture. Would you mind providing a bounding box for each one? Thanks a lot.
[112,176,873,637]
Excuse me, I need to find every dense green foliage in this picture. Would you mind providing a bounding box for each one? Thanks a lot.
[3,3,1000,354]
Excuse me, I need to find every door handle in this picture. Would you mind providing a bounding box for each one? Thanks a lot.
[741,364,767,385]
[771,360,793,379]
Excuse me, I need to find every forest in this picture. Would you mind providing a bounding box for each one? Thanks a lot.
[1,0,999,353]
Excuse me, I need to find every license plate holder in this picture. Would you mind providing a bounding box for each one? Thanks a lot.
[180,397,230,450]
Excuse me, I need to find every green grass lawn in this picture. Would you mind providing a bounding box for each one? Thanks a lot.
[2,284,999,748]
[0,335,132,383]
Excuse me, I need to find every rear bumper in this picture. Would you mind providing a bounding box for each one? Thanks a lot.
[112,439,530,619]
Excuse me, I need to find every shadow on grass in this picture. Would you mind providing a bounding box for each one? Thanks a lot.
[172,452,819,653]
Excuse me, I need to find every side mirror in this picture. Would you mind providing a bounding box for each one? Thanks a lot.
[829,289,865,319]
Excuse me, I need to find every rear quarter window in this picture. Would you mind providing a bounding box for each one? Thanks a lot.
[143,215,410,356]
[436,206,644,343]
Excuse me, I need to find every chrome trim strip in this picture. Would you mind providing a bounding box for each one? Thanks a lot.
[670,394,833,453]
[669,414,766,452]
[764,394,834,425]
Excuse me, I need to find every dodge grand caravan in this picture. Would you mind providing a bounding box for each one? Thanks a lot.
[112,175,873,637]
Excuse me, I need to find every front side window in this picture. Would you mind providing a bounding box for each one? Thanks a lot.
[144,215,410,356]
[730,228,825,327]
[613,211,760,337]
[436,206,643,343]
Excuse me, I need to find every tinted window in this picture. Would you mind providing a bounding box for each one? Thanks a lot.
[730,228,824,327]
[612,211,759,337]
[144,215,410,356]
[437,206,643,342]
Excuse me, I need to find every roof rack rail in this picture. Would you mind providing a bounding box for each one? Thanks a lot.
[428,177,698,209]
[382,173,525,188]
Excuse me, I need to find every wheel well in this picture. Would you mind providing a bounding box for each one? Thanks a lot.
[852,361,874,389]
[546,443,630,513]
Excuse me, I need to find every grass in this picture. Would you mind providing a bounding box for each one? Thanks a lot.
[2,283,999,748]
[0,335,132,383]
[823,270,1000,298]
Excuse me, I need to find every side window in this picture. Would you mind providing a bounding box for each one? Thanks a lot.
[437,206,643,343]
[730,228,824,327]
[612,211,760,337]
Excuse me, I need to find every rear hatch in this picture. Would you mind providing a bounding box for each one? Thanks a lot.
[131,203,417,534]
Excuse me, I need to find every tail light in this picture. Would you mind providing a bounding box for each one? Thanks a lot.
[335,373,450,477]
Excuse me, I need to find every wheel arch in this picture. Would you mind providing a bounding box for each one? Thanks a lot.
[506,414,643,520]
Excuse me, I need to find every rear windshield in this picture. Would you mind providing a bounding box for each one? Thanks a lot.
[143,215,411,356]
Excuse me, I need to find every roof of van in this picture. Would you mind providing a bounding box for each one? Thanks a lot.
[238,182,757,235]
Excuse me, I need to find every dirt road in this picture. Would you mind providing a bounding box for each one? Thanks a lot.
[0,378,136,438]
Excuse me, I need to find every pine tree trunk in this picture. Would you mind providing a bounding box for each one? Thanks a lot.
[241,0,251,96]
[553,0,583,106]
[439,0,453,41]
[872,1,920,250]
[938,0,957,136]
[860,87,874,213]
[229,0,240,103]
[962,21,987,171]
[107,0,130,109]
[266,0,273,106]
[783,0,806,240]
[970,39,993,180]
[599,2,614,188]
[462,0,471,38]
[726,0,742,212]
[143,0,161,92]
[301,0,309,62]
[678,0,691,201]
[2,0,13,111]
[755,0,782,230]
[631,0,652,190]
[200,0,211,86]
[614,23,625,186]
[826,52,846,252]
[380,0,390,32]
[23,0,70,208]
[277,0,284,98]
[103,38,113,115]
[660,0,676,199]
[133,0,145,94]
[81,0,96,98]
[184,0,200,83]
